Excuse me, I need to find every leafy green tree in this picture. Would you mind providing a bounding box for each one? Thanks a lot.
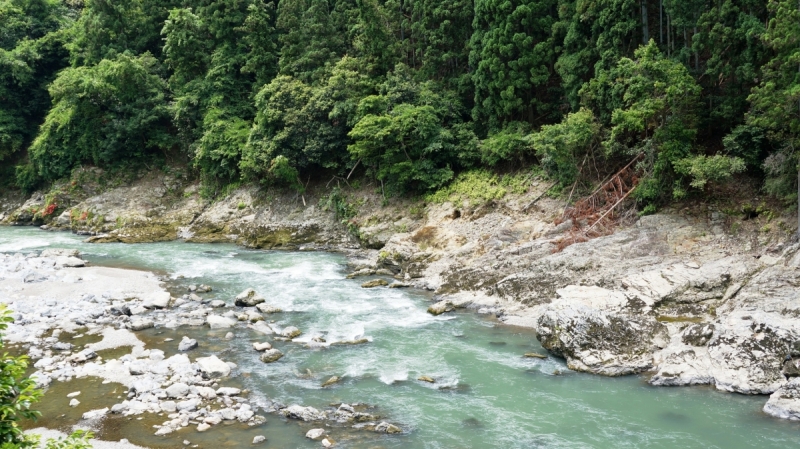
[242,56,377,185]
[24,53,173,183]
[68,0,182,65]
[470,0,558,130]
[0,0,70,184]
[746,0,800,212]
[276,0,354,84]
[553,0,642,111]
[532,108,600,186]
[0,305,42,446]
[348,64,478,193]
[693,0,767,135]
[582,41,703,204]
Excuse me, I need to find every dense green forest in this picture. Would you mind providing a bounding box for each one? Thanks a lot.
[1,0,798,210]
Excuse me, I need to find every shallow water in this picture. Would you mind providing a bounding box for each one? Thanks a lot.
[2,227,799,448]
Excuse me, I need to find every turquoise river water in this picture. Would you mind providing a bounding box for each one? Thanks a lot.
[1,227,799,448]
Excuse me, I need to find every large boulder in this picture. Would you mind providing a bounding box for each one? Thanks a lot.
[235,288,266,307]
[196,355,231,378]
[764,378,800,420]
[279,405,325,421]
[536,286,668,376]
[206,314,236,329]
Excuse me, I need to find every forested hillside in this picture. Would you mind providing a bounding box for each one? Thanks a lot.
[1,0,798,211]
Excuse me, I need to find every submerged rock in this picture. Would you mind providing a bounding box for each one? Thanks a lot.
[321,376,341,387]
[374,422,402,434]
[361,279,388,288]
[260,349,284,363]
[306,428,325,440]
[418,376,435,383]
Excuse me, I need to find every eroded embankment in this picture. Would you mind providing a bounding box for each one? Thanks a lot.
[3,170,799,422]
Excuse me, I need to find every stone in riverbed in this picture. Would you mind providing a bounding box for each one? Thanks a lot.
[255,303,282,314]
[197,423,211,432]
[166,382,190,398]
[206,314,236,329]
[252,342,272,351]
[374,422,402,434]
[252,436,266,444]
[177,399,198,411]
[67,391,81,398]
[216,387,241,396]
[81,408,109,420]
[764,378,800,420]
[321,376,340,387]
[178,336,198,351]
[196,355,231,378]
[143,291,171,309]
[260,349,284,363]
[281,326,302,339]
[418,376,435,383]
[388,281,410,289]
[69,399,80,407]
[209,300,226,308]
[523,352,547,359]
[234,288,266,307]
[361,279,388,288]
[322,438,334,448]
[130,318,155,331]
[160,401,177,413]
[306,428,325,440]
[427,300,453,316]
[279,405,325,421]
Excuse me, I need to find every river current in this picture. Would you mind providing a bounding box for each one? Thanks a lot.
[1,227,798,448]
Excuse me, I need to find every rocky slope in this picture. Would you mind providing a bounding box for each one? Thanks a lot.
[3,170,799,420]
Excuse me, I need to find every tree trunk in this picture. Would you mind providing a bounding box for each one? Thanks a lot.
[659,0,663,45]
[641,0,649,44]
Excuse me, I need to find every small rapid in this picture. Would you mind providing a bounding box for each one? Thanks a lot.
[2,227,799,448]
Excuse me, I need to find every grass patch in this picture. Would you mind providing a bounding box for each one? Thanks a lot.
[426,169,536,205]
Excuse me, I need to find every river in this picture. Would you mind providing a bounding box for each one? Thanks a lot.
[1,227,798,448]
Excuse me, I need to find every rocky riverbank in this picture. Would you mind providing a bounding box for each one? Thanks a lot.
[0,249,403,446]
[2,168,800,422]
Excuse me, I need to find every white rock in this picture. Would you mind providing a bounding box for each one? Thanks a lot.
[252,435,266,444]
[216,387,241,396]
[178,336,198,351]
[66,391,81,398]
[252,342,272,351]
[306,428,325,440]
[176,399,199,411]
[160,401,177,413]
[69,399,80,407]
[81,407,109,420]
[206,315,236,329]
[147,291,171,309]
[196,386,217,399]
[196,355,231,378]
[166,382,190,398]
